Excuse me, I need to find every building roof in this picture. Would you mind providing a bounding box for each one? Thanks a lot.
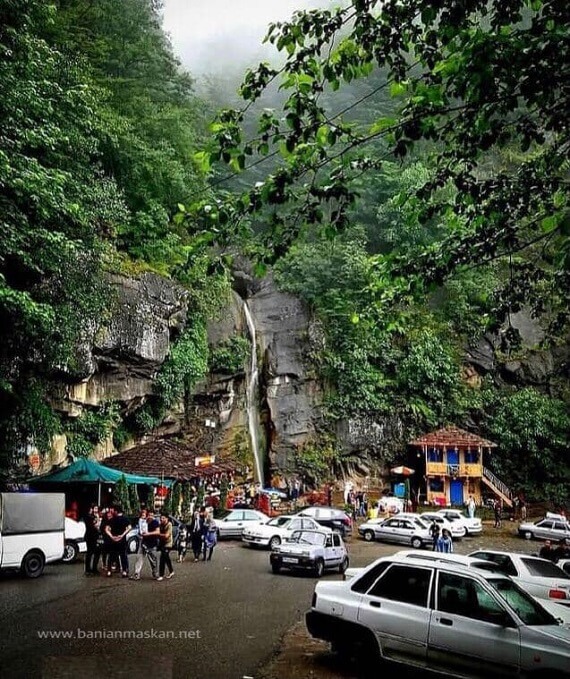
[103,439,238,481]
[410,426,497,448]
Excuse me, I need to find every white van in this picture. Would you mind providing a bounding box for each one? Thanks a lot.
[0,492,65,577]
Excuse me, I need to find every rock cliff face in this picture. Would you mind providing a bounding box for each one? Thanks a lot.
[40,273,568,482]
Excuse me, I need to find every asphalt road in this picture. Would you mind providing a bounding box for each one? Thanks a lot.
[0,541,319,679]
[0,523,541,679]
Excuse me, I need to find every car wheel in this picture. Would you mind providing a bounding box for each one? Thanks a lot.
[524,530,533,540]
[460,526,468,538]
[363,530,375,542]
[269,536,281,550]
[339,557,349,574]
[127,537,140,554]
[271,563,281,574]
[411,536,423,549]
[21,550,45,578]
[314,559,325,578]
[62,540,79,564]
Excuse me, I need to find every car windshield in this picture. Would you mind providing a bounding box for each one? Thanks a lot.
[289,531,326,546]
[521,557,570,579]
[488,578,559,626]
[268,517,292,527]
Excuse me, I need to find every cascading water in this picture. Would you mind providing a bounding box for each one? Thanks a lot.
[243,301,264,485]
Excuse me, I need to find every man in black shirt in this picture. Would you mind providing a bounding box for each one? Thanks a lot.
[105,505,131,577]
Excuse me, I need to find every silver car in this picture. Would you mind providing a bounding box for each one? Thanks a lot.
[358,516,431,549]
[307,551,570,677]
[518,517,570,541]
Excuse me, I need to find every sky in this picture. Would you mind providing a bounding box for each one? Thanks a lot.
[162,0,328,76]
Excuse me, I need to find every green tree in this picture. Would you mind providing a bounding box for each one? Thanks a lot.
[195,0,569,336]
[113,474,132,514]
[486,388,570,502]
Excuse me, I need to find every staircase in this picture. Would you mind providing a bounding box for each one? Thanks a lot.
[482,467,513,507]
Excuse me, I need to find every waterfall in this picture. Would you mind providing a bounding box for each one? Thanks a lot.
[243,301,264,485]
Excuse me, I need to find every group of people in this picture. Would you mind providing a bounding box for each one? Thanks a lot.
[83,504,216,582]
[539,537,570,563]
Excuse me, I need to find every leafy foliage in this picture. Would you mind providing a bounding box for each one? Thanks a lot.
[209,335,250,374]
[195,0,569,337]
[486,388,570,502]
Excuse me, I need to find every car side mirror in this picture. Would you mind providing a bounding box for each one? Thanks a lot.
[486,610,514,627]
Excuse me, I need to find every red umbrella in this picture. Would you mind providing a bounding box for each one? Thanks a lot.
[391,465,415,476]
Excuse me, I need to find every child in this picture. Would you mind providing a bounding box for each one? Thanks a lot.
[176,526,188,563]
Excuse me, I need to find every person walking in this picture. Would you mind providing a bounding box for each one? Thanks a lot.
[156,513,174,580]
[131,509,160,580]
[84,505,102,576]
[520,500,527,522]
[189,509,205,562]
[436,528,453,553]
[202,514,218,562]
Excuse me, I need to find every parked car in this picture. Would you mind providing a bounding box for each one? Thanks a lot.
[358,516,432,549]
[270,529,349,577]
[62,517,87,564]
[436,508,482,536]
[518,517,570,541]
[468,549,570,608]
[343,551,570,628]
[306,551,570,677]
[242,515,329,550]
[216,508,269,539]
[419,511,465,540]
[295,506,352,536]
[126,515,183,554]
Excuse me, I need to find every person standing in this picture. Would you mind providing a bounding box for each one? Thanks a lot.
[84,505,102,576]
[106,506,131,577]
[467,495,476,519]
[130,509,152,580]
[494,499,502,528]
[436,529,453,553]
[99,507,114,572]
[189,509,205,562]
[539,540,555,561]
[429,520,441,551]
[156,513,174,580]
[520,499,527,522]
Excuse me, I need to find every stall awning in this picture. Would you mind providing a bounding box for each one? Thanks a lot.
[29,458,167,486]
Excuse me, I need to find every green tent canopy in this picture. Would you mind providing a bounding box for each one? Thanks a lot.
[30,458,168,487]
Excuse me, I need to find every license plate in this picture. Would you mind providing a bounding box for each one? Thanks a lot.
[282,557,298,564]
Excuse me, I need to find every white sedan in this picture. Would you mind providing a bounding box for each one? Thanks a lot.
[419,511,465,539]
[437,508,482,536]
[216,508,269,539]
[469,549,570,608]
[242,515,329,549]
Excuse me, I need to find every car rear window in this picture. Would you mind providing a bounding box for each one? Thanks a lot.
[521,558,570,579]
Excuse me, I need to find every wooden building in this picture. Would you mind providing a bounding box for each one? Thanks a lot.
[410,426,512,508]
